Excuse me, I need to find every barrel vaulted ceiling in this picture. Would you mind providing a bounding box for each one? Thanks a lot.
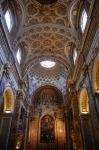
[12,0,82,100]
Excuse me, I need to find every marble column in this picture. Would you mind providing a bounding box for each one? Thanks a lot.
[23,111,29,150]
[8,90,23,150]
[93,93,99,116]
[0,113,12,150]
[80,114,95,150]
[65,112,71,150]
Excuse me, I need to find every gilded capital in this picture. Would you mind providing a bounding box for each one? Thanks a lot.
[16,90,24,101]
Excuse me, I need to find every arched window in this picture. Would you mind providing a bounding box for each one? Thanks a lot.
[80,9,88,33]
[73,48,77,64]
[95,60,99,91]
[3,89,14,113]
[93,56,99,92]
[5,9,13,32]
[16,48,22,64]
[79,89,89,114]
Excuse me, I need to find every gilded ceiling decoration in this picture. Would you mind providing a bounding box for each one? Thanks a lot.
[72,0,82,29]
[12,0,82,100]
[32,86,63,108]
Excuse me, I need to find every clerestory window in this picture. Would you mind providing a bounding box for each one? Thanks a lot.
[80,9,88,33]
[5,9,13,32]
[16,48,22,64]
[73,48,77,64]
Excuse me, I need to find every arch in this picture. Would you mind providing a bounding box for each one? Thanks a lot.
[93,54,99,93]
[3,88,14,113]
[79,89,89,114]
[32,85,63,108]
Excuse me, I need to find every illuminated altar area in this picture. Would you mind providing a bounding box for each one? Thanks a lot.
[28,86,65,150]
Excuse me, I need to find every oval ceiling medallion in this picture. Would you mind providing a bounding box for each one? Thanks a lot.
[36,0,57,5]
[32,0,62,8]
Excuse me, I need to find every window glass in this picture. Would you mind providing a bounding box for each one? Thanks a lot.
[40,60,56,68]
[73,48,77,64]
[80,9,88,32]
[17,48,21,64]
[5,9,13,32]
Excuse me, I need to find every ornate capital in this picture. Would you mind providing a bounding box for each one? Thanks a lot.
[3,63,11,78]
[18,79,27,89]
[82,64,89,76]
[67,78,76,89]
[16,90,24,101]
[68,91,77,102]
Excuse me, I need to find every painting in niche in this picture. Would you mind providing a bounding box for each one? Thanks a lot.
[40,115,55,143]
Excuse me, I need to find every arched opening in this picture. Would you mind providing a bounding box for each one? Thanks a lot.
[0,88,14,149]
[3,88,14,113]
[79,89,89,114]
[32,85,63,109]
[93,56,99,93]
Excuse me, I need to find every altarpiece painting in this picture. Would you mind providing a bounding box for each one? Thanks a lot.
[40,115,55,143]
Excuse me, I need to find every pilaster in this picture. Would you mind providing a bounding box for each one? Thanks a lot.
[87,81,99,149]
[71,91,83,150]
[0,113,12,150]
[8,90,24,150]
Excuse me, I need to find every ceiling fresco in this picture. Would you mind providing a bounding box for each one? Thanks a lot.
[32,86,63,109]
[12,0,81,101]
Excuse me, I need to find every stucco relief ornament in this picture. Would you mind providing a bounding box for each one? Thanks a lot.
[70,129,76,149]
[40,5,51,16]
[92,46,99,59]
[3,63,11,78]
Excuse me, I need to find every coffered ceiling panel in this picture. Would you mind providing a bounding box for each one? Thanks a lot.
[12,0,81,98]
[28,62,68,96]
